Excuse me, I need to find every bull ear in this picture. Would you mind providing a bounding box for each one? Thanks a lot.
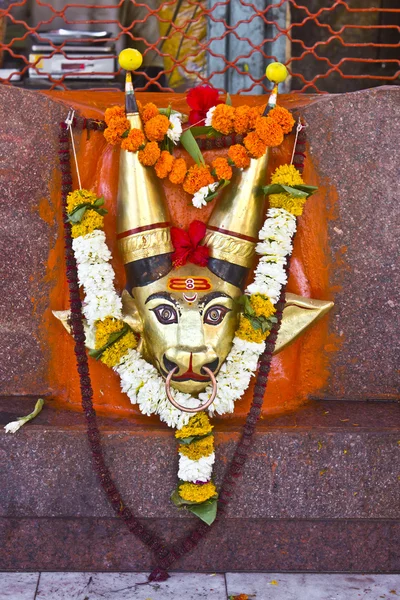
[274,293,334,355]
[52,310,96,348]
[121,289,143,334]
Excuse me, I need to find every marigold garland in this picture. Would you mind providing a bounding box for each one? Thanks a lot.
[183,164,215,195]
[212,157,232,181]
[233,105,250,134]
[102,98,296,209]
[251,294,276,318]
[169,157,187,184]
[243,131,268,159]
[175,412,213,439]
[66,189,98,213]
[236,315,270,343]
[179,481,217,503]
[121,128,145,153]
[268,105,295,135]
[144,114,170,142]
[255,116,284,147]
[178,435,214,460]
[71,210,104,238]
[269,164,307,216]
[95,316,125,347]
[211,103,235,135]
[228,144,251,169]
[140,102,159,123]
[138,141,161,166]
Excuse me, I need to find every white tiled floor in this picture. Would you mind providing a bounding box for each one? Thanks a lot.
[225,573,400,600]
[1,572,400,600]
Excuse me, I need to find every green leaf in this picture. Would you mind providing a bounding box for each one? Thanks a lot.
[225,93,232,106]
[281,184,308,198]
[189,126,213,137]
[93,197,105,208]
[177,432,213,445]
[295,184,318,194]
[89,325,130,360]
[187,498,218,525]
[121,129,129,139]
[180,129,205,165]
[262,183,318,198]
[68,206,87,223]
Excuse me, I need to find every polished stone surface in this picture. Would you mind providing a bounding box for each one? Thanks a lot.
[0,85,66,396]
[1,518,399,573]
[226,573,400,600]
[1,399,399,520]
[301,86,400,401]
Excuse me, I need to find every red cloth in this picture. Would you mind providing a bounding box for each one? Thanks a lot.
[171,220,209,268]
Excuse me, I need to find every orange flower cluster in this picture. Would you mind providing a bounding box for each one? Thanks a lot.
[211,104,235,135]
[212,157,232,181]
[121,128,145,152]
[103,105,130,146]
[183,164,215,195]
[138,141,161,166]
[228,144,251,169]
[144,114,170,142]
[102,100,294,204]
[169,157,187,185]
[154,150,174,179]
[211,102,293,159]
[140,102,159,123]
[269,105,295,134]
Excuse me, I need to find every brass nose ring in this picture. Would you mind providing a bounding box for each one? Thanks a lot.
[165,367,217,413]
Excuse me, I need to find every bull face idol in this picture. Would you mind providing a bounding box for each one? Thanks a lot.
[123,265,241,394]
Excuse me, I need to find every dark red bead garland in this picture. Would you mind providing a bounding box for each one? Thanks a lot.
[58,116,307,579]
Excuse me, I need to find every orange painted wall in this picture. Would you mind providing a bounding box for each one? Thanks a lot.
[40,91,340,423]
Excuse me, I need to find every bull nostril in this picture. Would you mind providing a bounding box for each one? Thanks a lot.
[163,356,178,373]
[201,358,219,375]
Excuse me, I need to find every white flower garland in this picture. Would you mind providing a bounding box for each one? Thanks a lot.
[70,207,296,483]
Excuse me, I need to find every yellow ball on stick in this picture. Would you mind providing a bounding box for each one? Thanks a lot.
[119,49,143,72]
[265,62,288,84]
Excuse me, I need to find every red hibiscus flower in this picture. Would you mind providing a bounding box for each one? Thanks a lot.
[186,85,223,126]
[171,220,210,268]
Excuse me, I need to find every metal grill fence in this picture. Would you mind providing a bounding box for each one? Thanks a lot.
[0,0,399,94]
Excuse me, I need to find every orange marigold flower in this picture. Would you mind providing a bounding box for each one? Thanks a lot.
[228,144,251,169]
[144,114,170,142]
[183,164,215,195]
[247,105,264,129]
[243,131,268,158]
[269,105,295,134]
[141,102,159,123]
[212,157,232,181]
[121,128,145,152]
[169,157,187,185]
[211,104,235,135]
[104,105,125,126]
[154,150,174,179]
[104,124,126,145]
[138,141,161,166]
[255,116,284,147]
[233,105,250,134]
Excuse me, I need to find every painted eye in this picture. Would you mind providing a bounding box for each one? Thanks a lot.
[151,304,178,325]
[204,305,230,326]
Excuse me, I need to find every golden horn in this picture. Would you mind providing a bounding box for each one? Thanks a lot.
[204,150,269,269]
[117,75,173,266]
